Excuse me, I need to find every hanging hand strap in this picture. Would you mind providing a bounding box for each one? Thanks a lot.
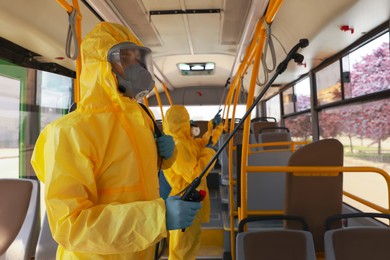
[65,8,79,60]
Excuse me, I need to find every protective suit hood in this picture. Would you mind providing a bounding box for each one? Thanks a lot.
[163,105,191,140]
[78,22,144,110]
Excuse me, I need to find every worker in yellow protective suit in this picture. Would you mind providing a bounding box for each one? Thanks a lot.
[31,22,201,259]
[163,105,224,260]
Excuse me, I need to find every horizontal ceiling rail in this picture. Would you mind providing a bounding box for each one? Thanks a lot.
[149,9,220,15]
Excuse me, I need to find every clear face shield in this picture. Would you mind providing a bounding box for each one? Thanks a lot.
[108,42,155,101]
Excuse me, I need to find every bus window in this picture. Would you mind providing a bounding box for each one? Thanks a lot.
[343,32,390,99]
[37,71,73,130]
[294,77,311,112]
[318,99,390,213]
[316,61,342,106]
[0,74,20,178]
[284,113,312,142]
[265,94,281,122]
[149,104,252,121]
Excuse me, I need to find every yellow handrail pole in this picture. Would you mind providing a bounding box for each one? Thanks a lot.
[239,0,284,223]
[153,85,164,121]
[222,88,231,119]
[143,96,149,107]
[248,141,309,153]
[162,83,173,106]
[228,79,243,259]
[239,29,266,222]
[236,0,283,80]
[223,82,236,130]
[343,191,388,214]
[228,4,284,257]
[228,16,265,260]
[265,0,284,24]
[244,166,390,213]
[56,0,72,13]
[238,0,283,78]
[72,0,82,103]
[231,82,243,132]
[56,0,82,103]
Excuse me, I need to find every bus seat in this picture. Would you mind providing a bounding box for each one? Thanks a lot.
[0,178,39,260]
[257,127,291,150]
[236,216,316,260]
[35,212,58,260]
[219,131,255,184]
[219,131,240,183]
[324,213,390,260]
[245,126,291,212]
[285,138,344,252]
[247,150,291,211]
[251,121,277,142]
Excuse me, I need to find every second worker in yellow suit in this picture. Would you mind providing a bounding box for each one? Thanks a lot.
[163,105,224,260]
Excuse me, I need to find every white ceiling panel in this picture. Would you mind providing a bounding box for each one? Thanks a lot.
[187,14,225,53]
[150,15,192,56]
[154,54,235,88]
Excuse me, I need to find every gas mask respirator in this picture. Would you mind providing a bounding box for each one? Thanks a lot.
[108,42,155,101]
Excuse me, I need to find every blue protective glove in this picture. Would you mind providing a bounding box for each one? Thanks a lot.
[212,111,222,126]
[206,142,217,151]
[156,134,175,159]
[165,196,202,230]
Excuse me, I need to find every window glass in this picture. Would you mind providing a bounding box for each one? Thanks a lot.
[343,32,390,99]
[294,77,311,112]
[283,113,312,141]
[36,71,73,129]
[265,95,281,122]
[315,61,342,106]
[318,99,390,213]
[282,87,294,115]
[149,104,253,121]
[0,75,20,178]
[37,71,72,109]
[39,108,66,131]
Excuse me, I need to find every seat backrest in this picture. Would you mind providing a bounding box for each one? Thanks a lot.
[35,212,58,260]
[247,150,291,211]
[0,179,39,260]
[219,132,243,182]
[236,229,316,260]
[219,131,255,181]
[325,227,390,260]
[258,131,291,150]
[285,138,344,252]
[251,121,277,142]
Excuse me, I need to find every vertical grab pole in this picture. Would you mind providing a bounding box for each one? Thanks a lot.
[162,83,173,106]
[239,26,266,225]
[154,85,165,121]
[56,0,82,104]
[72,0,82,103]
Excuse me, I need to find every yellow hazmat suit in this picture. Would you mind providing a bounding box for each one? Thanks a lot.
[163,106,224,260]
[31,22,176,259]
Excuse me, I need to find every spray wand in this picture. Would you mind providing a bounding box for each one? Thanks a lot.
[180,39,309,207]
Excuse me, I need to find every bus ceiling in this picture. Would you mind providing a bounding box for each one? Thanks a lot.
[0,0,388,97]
